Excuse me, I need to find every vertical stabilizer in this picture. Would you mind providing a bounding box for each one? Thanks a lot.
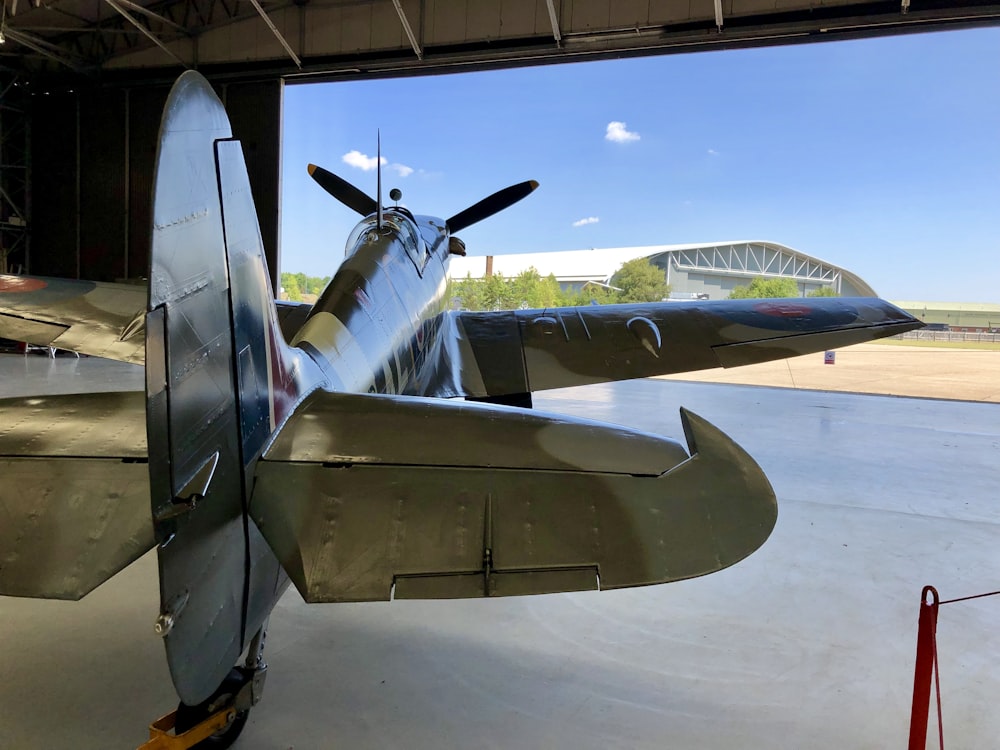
[145,71,316,705]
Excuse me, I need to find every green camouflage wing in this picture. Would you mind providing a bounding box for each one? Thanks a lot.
[0,275,147,364]
[448,297,923,397]
[0,274,313,365]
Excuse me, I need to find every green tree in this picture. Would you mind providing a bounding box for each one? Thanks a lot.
[511,267,561,308]
[480,273,517,310]
[559,283,619,307]
[728,276,799,299]
[807,286,838,297]
[610,258,671,303]
[304,275,332,295]
[450,273,484,310]
[280,272,331,300]
[280,272,303,301]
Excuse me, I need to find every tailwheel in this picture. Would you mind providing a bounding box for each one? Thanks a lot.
[174,669,251,749]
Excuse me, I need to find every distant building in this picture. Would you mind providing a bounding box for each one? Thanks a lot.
[891,301,1000,332]
[448,241,876,299]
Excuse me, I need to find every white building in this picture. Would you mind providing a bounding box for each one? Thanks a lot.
[448,241,877,299]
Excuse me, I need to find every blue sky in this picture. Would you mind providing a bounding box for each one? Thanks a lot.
[280,28,1000,302]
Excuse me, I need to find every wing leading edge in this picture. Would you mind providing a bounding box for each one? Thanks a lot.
[443,297,923,398]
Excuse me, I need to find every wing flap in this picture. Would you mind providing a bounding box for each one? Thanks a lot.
[251,392,776,602]
[0,392,154,599]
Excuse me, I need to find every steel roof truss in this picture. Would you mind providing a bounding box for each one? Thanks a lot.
[111,0,189,35]
[3,28,81,69]
[247,0,300,68]
[546,0,561,47]
[667,243,841,284]
[102,0,187,67]
[391,0,421,60]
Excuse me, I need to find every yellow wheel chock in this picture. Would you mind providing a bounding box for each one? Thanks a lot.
[137,706,236,750]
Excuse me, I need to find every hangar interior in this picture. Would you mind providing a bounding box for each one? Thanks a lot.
[1,4,999,749]
[1,0,998,288]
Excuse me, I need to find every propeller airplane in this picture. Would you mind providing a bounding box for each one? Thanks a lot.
[0,71,922,747]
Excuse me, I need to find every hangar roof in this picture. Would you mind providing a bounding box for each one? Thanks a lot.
[2,0,998,84]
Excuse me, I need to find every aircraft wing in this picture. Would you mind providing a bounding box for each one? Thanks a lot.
[0,274,313,364]
[0,274,147,363]
[250,390,777,602]
[441,297,923,398]
[0,391,155,600]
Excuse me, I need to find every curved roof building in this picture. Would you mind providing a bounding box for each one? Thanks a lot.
[449,241,877,299]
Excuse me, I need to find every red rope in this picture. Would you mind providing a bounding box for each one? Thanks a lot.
[939,589,1000,606]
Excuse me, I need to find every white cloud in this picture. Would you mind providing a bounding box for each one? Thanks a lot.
[572,216,600,227]
[605,121,640,143]
[342,150,386,171]
[707,148,719,156]
[341,151,415,177]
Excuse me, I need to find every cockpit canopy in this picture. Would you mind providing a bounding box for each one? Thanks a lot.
[344,210,430,273]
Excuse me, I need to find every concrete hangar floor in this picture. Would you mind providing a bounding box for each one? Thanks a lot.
[0,354,997,749]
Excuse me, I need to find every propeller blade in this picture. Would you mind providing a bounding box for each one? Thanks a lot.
[446,180,539,234]
[308,164,378,216]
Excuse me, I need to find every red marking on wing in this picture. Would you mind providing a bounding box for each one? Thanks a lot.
[0,276,47,293]
[752,301,811,317]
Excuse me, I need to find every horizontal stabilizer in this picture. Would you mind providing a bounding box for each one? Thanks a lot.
[0,392,154,599]
[251,392,776,602]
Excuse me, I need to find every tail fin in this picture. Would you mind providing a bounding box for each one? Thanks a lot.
[144,71,315,705]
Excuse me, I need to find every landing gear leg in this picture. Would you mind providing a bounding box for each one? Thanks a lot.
[147,620,269,750]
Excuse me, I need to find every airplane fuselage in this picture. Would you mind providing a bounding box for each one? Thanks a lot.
[291,209,454,397]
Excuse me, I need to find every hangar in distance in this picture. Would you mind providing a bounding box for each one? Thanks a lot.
[449,241,878,299]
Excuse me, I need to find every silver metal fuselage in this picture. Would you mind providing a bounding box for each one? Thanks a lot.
[291,209,452,397]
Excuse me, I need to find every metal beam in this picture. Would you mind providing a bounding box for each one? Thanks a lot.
[247,0,300,69]
[109,0,190,35]
[391,0,421,60]
[13,25,143,35]
[545,0,562,47]
[714,0,724,31]
[2,28,81,70]
[103,0,188,67]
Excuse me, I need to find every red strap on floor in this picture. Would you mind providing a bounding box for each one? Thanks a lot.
[908,585,941,750]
